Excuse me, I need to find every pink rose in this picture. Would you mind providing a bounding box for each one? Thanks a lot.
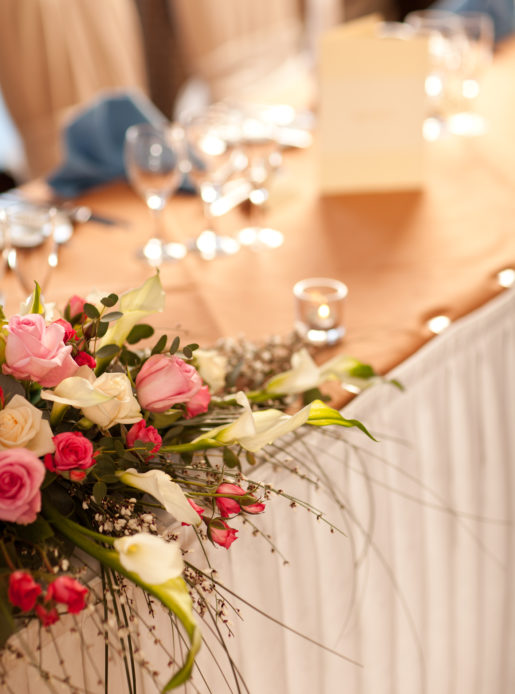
[35,603,59,626]
[182,497,205,526]
[126,419,162,455]
[2,314,78,387]
[8,571,42,611]
[74,351,96,369]
[0,448,45,524]
[46,576,88,614]
[185,385,211,418]
[44,432,96,474]
[215,482,266,518]
[207,518,238,548]
[66,295,86,319]
[52,318,77,343]
[135,355,203,413]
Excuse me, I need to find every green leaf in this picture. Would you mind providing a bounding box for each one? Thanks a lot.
[169,336,180,355]
[13,516,54,543]
[151,410,182,429]
[348,363,376,379]
[95,344,120,360]
[95,321,108,338]
[151,334,167,355]
[307,400,377,441]
[0,585,14,648]
[29,282,44,315]
[100,293,119,308]
[302,387,328,406]
[182,345,193,359]
[127,324,155,344]
[223,448,241,469]
[120,347,141,367]
[185,343,199,353]
[93,480,107,503]
[101,311,123,323]
[84,303,101,320]
[245,451,257,466]
[163,425,185,443]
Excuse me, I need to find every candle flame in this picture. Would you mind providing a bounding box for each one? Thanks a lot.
[317,304,331,320]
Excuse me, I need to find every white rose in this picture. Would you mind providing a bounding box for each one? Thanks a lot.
[195,349,228,393]
[114,533,184,585]
[82,372,141,429]
[0,394,54,456]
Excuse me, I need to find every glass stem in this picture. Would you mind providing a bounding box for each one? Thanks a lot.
[150,206,166,243]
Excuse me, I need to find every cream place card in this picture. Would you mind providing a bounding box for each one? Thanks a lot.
[318,15,429,194]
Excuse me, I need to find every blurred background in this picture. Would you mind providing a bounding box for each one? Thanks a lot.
[0,0,439,190]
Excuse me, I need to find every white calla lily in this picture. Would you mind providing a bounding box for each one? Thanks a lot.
[117,468,201,526]
[264,349,320,395]
[98,274,165,348]
[194,391,312,453]
[114,533,184,584]
[41,367,141,428]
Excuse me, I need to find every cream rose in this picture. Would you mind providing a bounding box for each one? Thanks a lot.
[81,372,141,429]
[0,394,54,456]
[194,349,228,393]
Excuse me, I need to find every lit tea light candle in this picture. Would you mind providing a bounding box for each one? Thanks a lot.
[293,278,348,345]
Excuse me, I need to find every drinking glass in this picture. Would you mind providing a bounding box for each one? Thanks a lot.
[447,12,494,136]
[405,10,467,140]
[235,105,284,251]
[124,123,187,266]
[181,110,242,260]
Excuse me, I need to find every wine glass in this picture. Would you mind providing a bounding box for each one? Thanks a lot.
[180,110,242,260]
[124,123,187,266]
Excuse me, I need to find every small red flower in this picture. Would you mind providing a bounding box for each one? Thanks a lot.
[215,482,265,518]
[53,318,78,343]
[74,351,96,369]
[8,571,42,611]
[207,519,238,549]
[126,419,162,456]
[36,603,59,626]
[46,576,88,614]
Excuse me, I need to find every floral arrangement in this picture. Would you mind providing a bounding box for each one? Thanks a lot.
[0,274,385,692]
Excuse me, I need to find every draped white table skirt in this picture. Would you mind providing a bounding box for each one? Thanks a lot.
[3,287,515,694]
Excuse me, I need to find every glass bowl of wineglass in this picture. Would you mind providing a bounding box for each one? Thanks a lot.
[124,123,187,266]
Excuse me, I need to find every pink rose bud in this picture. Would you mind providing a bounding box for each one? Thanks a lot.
[2,314,78,387]
[52,318,77,343]
[215,482,265,517]
[74,350,96,369]
[135,354,204,413]
[0,448,45,524]
[126,419,162,455]
[46,576,88,614]
[8,571,42,611]
[47,432,96,474]
[207,518,238,549]
[182,497,205,526]
[185,385,211,418]
[36,603,59,626]
[66,295,86,319]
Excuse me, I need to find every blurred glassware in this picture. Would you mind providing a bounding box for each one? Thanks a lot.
[446,12,494,136]
[234,104,284,251]
[2,205,58,297]
[405,10,468,140]
[124,123,187,267]
[180,109,242,260]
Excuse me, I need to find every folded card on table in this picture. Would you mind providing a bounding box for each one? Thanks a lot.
[318,15,429,194]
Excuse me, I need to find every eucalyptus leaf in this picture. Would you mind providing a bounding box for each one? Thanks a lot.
[95,344,120,360]
[100,293,119,308]
[96,321,109,338]
[169,336,180,355]
[127,324,155,344]
[84,303,101,320]
[151,334,167,355]
[223,448,241,469]
[101,311,123,323]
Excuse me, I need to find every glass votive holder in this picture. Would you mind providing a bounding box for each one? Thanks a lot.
[293,277,348,346]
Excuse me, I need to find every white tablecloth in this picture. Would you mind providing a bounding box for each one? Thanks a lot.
[3,288,515,694]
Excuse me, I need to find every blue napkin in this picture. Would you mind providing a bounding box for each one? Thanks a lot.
[47,91,194,198]
[431,0,514,42]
